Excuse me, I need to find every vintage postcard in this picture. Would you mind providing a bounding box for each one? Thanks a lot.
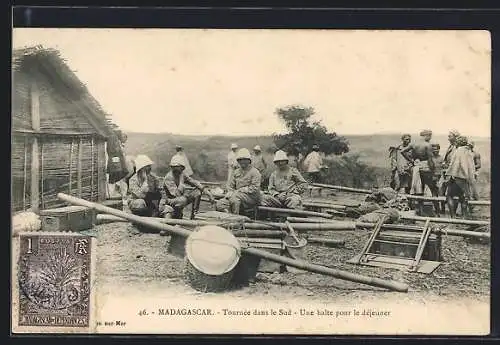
[11,28,490,335]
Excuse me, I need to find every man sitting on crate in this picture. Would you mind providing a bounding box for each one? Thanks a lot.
[216,148,262,215]
[261,150,308,210]
[159,155,215,219]
[127,155,163,217]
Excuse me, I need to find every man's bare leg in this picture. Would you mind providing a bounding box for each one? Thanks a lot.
[447,195,457,218]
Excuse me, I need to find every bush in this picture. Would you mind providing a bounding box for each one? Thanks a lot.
[321,153,379,189]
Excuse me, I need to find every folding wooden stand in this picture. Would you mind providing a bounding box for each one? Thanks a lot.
[348,217,442,274]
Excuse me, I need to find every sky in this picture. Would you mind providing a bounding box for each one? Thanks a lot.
[12,29,491,137]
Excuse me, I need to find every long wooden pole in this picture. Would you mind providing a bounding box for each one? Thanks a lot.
[258,206,333,219]
[399,214,489,227]
[312,183,372,194]
[402,194,490,206]
[311,183,489,206]
[58,193,408,292]
[95,214,356,231]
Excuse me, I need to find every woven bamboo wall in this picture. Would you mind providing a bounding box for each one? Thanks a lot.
[11,135,106,212]
[11,136,32,212]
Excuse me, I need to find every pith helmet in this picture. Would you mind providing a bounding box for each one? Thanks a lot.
[231,143,239,149]
[170,154,185,167]
[273,150,289,162]
[134,155,154,171]
[236,148,252,161]
[253,145,262,151]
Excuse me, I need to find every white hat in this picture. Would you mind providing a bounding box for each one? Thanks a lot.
[253,145,262,151]
[170,154,185,167]
[231,143,238,149]
[273,150,289,162]
[134,155,154,171]
[236,148,252,161]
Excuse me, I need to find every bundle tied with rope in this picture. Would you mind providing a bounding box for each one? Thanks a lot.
[184,225,242,292]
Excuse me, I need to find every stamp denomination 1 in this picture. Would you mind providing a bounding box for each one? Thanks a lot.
[18,234,92,327]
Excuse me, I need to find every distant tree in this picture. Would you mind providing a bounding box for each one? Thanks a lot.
[272,105,349,156]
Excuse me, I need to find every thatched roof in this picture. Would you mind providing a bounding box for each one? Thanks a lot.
[12,45,119,138]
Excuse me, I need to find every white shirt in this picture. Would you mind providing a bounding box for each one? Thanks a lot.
[303,151,323,173]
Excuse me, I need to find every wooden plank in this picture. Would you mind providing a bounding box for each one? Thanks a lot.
[30,81,40,212]
[77,137,83,197]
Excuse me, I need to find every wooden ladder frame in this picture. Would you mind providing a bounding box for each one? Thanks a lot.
[356,216,434,271]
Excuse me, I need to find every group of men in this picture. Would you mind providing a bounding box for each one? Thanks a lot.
[117,143,314,219]
[389,130,481,218]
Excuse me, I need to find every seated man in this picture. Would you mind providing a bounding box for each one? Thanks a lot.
[127,155,163,217]
[261,150,308,209]
[444,136,476,218]
[160,155,214,219]
[216,148,261,214]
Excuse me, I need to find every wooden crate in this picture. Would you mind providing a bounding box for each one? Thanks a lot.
[39,205,96,232]
[370,229,442,262]
[239,238,286,273]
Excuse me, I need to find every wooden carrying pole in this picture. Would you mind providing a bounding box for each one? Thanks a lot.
[399,214,489,227]
[95,214,356,231]
[402,194,490,206]
[58,193,408,292]
[311,183,372,194]
[311,183,490,206]
[258,206,333,219]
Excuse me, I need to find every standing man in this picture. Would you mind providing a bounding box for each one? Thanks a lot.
[440,130,460,211]
[303,144,323,184]
[252,145,268,189]
[408,130,439,215]
[227,143,239,188]
[216,148,262,215]
[444,136,475,218]
[467,141,482,201]
[392,134,414,193]
[261,150,308,210]
[160,155,214,219]
[127,155,163,217]
[431,143,447,214]
[174,145,193,177]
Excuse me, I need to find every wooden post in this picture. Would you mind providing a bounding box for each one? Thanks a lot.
[23,137,27,210]
[30,81,40,212]
[77,137,83,198]
[97,140,107,201]
[69,139,74,195]
[40,141,44,209]
[91,137,94,201]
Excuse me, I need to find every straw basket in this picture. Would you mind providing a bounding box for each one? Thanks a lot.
[183,225,242,292]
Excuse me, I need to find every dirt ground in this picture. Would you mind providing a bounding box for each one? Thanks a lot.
[91,191,490,305]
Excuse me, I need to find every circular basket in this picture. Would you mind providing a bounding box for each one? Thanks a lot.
[183,225,241,292]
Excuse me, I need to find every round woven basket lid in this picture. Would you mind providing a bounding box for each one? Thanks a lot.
[185,225,241,276]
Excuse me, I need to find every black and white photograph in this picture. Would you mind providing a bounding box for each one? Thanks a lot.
[11,28,491,334]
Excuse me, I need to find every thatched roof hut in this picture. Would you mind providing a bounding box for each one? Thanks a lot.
[12,45,120,212]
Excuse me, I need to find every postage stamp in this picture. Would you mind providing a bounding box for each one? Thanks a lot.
[16,233,92,328]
